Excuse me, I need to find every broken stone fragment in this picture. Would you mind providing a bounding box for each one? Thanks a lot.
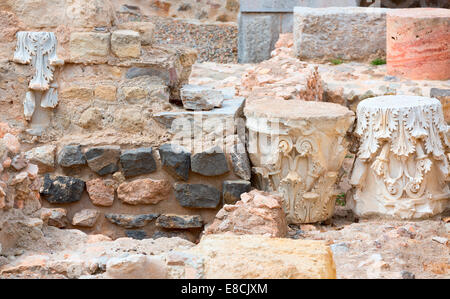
[222,180,251,204]
[85,146,121,176]
[86,178,115,207]
[119,147,157,178]
[180,84,224,111]
[3,133,20,155]
[174,183,221,208]
[156,214,203,229]
[228,139,251,181]
[105,213,159,229]
[40,174,85,204]
[117,178,171,205]
[11,154,28,171]
[117,21,155,45]
[57,145,86,168]
[72,209,100,228]
[23,91,35,121]
[40,208,68,228]
[191,147,229,176]
[25,145,56,173]
[105,254,167,279]
[111,30,141,58]
[158,143,191,181]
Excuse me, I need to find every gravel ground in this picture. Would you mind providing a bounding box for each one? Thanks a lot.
[146,16,238,63]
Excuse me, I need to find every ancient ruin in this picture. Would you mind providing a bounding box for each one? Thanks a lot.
[0,0,449,282]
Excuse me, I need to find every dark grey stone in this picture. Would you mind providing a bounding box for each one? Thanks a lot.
[151,230,190,241]
[57,145,86,168]
[85,146,120,176]
[230,142,251,180]
[222,180,252,204]
[119,147,157,178]
[159,143,190,181]
[430,88,450,98]
[41,174,85,204]
[105,213,159,229]
[125,230,147,240]
[155,214,203,229]
[401,271,415,279]
[174,183,221,209]
[191,147,229,176]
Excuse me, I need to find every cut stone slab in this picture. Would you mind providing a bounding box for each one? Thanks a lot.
[240,0,359,12]
[191,147,229,176]
[69,32,110,64]
[72,209,100,228]
[156,214,203,229]
[174,183,221,209]
[222,180,252,205]
[431,88,450,123]
[111,30,141,58]
[40,174,85,204]
[183,234,336,279]
[57,145,86,168]
[86,178,115,207]
[119,147,157,178]
[180,85,224,111]
[293,7,387,62]
[387,8,450,80]
[24,145,55,173]
[117,178,171,205]
[158,143,191,181]
[105,213,159,229]
[85,146,121,176]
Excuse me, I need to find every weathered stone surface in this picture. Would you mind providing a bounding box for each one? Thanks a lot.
[86,178,115,207]
[431,88,450,123]
[206,190,287,237]
[94,84,117,101]
[159,143,191,181]
[117,178,171,205]
[78,107,103,129]
[111,30,141,58]
[174,183,221,208]
[245,99,355,224]
[241,0,358,12]
[57,145,86,168]
[119,148,157,178]
[105,254,167,279]
[40,208,68,228]
[125,230,147,240]
[3,133,20,155]
[85,146,120,176]
[105,213,159,229]
[69,32,110,64]
[60,85,94,101]
[180,85,224,111]
[24,145,56,173]
[387,8,450,80]
[228,139,251,181]
[118,21,155,45]
[122,86,147,101]
[72,209,100,228]
[293,7,387,62]
[350,96,450,219]
[191,147,229,176]
[183,234,336,279]
[11,154,28,171]
[40,175,85,204]
[222,180,251,205]
[156,214,203,229]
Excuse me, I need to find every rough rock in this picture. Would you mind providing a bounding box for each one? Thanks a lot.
[118,21,155,45]
[174,183,221,209]
[180,85,224,110]
[85,146,121,176]
[228,138,251,181]
[40,175,85,204]
[24,145,55,173]
[117,178,171,205]
[156,214,203,229]
[105,255,167,279]
[72,209,100,228]
[182,234,336,279]
[78,107,103,129]
[158,143,191,181]
[191,147,229,176]
[11,154,28,171]
[69,32,111,64]
[222,180,251,205]
[125,230,147,240]
[111,30,141,58]
[3,133,20,155]
[57,145,86,168]
[40,208,68,228]
[60,85,94,102]
[205,190,287,237]
[94,84,117,102]
[86,178,115,207]
[105,213,159,229]
[119,148,157,178]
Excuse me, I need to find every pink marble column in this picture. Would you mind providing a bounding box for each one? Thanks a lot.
[387,8,450,80]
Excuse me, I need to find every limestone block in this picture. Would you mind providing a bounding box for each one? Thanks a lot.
[350,96,450,219]
[118,22,155,45]
[95,84,117,101]
[69,32,110,64]
[60,85,94,101]
[245,99,355,224]
[111,30,141,59]
[293,7,387,62]
[241,0,359,12]
[184,234,336,279]
[386,8,450,80]
[105,255,167,279]
[180,85,224,111]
